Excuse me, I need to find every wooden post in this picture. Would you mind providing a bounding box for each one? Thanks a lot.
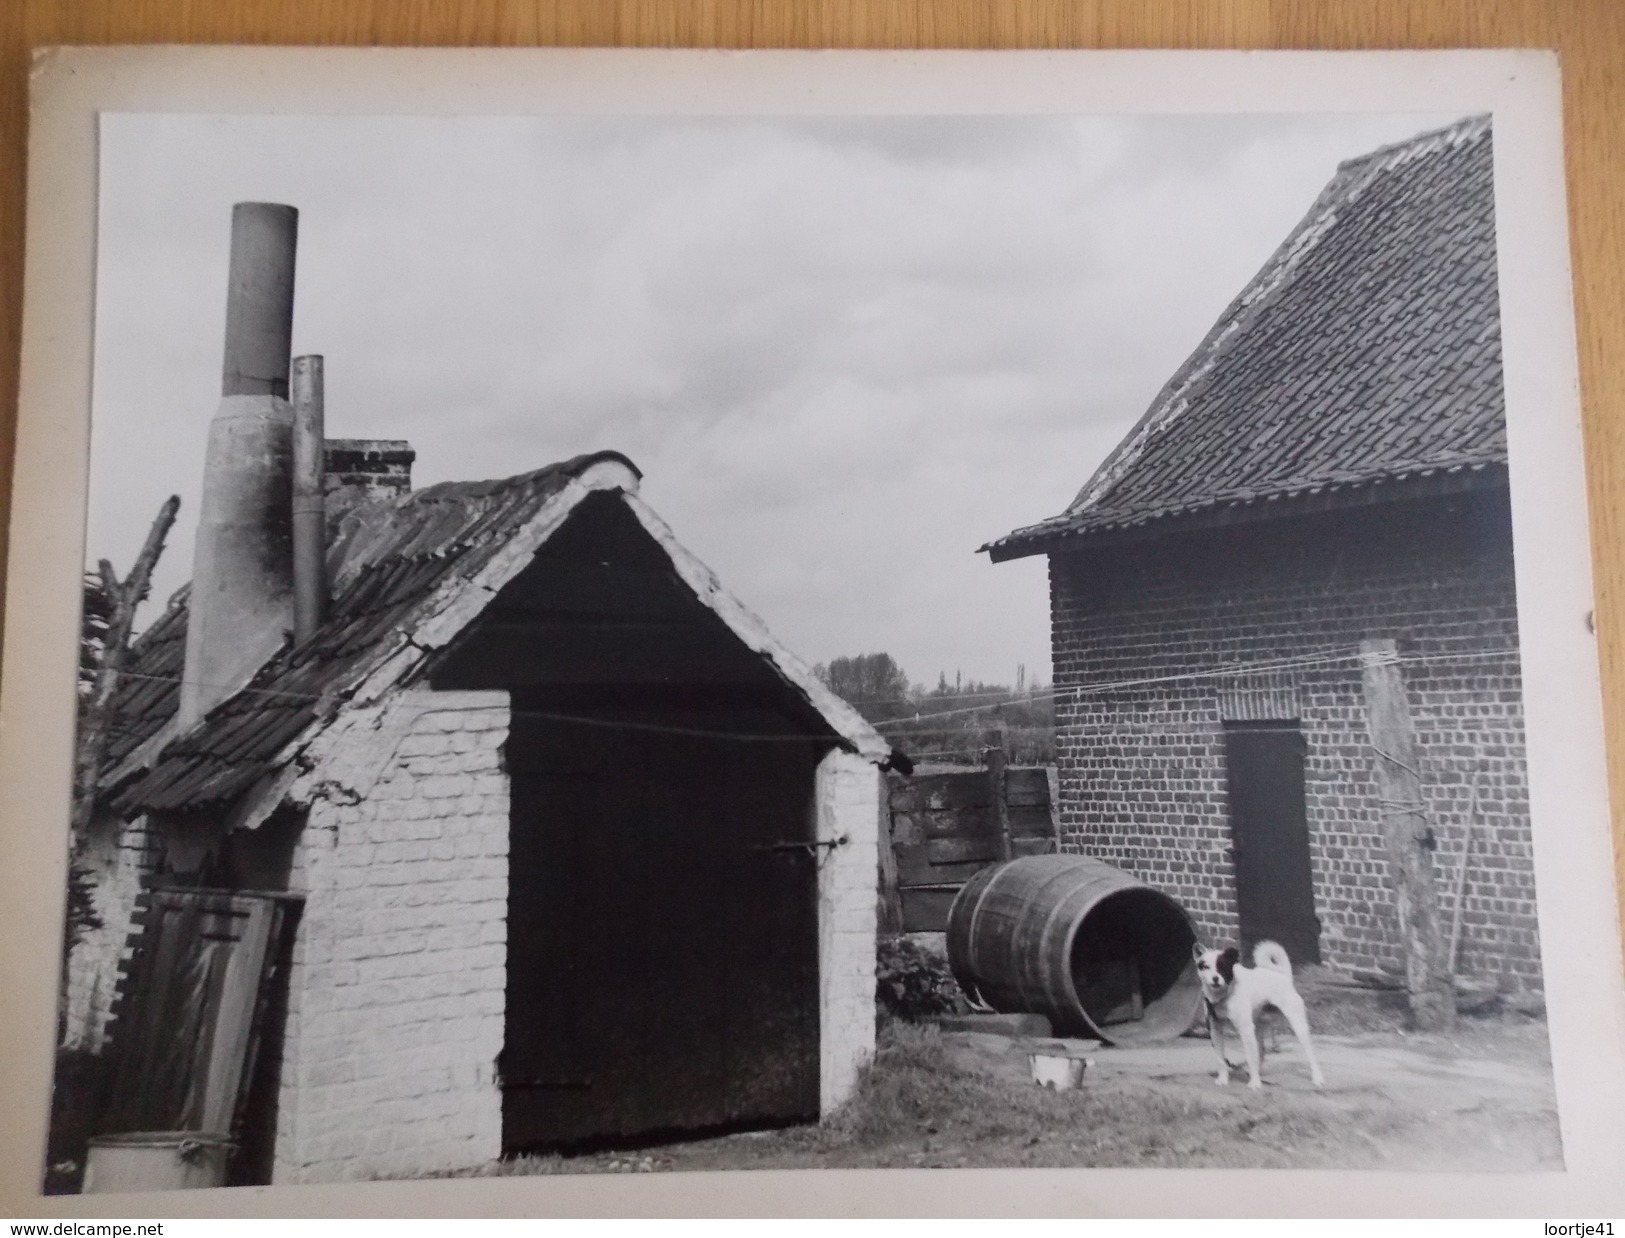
[984,745,1012,861]
[72,496,181,839]
[1360,638,1455,1030]
[1448,770,1483,979]
[65,496,179,1012]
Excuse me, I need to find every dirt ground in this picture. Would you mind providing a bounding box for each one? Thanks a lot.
[488,1010,1561,1177]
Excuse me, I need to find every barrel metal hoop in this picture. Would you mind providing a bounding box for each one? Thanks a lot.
[1035,884,1082,1021]
[1027,864,1096,1019]
[966,860,1016,1002]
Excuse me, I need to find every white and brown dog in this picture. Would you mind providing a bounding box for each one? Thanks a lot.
[1192,941,1325,1090]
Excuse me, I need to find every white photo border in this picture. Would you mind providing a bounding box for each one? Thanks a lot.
[2,46,1620,1216]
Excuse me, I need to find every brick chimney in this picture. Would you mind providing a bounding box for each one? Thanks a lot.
[323,439,415,523]
[178,202,298,729]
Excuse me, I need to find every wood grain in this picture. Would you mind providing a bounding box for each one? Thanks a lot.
[2,1,1621,963]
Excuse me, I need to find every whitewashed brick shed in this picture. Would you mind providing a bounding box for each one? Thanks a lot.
[63,205,898,1186]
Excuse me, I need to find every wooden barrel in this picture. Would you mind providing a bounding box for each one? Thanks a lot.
[946,854,1202,1045]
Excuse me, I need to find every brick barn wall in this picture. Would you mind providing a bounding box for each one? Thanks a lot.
[1047,488,1541,989]
[273,689,510,1184]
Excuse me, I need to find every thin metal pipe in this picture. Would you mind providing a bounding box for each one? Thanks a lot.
[291,354,326,643]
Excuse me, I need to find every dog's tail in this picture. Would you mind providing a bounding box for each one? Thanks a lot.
[1252,940,1293,975]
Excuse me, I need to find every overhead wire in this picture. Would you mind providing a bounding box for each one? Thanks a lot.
[872,645,1522,729]
[98,645,1524,744]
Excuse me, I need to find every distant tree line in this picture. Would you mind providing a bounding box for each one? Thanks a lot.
[812,652,1054,767]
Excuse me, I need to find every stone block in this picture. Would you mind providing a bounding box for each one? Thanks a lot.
[927,1012,1055,1038]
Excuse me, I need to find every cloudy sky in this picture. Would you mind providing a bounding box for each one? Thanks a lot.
[89,110,1460,687]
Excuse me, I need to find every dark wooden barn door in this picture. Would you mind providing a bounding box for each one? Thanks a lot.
[1222,722,1322,965]
[501,709,822,1152]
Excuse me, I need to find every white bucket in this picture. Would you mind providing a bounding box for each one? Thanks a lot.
[83,1132,234,1193]
[1029,1052,1088,1091]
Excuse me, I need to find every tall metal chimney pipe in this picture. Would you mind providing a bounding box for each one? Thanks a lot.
[291,355,327,643]
[223,203,298,398]
[179,203,300,729]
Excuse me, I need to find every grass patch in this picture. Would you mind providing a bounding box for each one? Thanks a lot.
[480,1016,1559,1176]
[817,1022,975,1144]
[809,1023,1407,1169]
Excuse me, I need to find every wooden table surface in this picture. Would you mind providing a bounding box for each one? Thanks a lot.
[1,1,1621,960]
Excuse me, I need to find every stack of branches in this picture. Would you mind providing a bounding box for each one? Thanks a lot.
[64,496,179,958]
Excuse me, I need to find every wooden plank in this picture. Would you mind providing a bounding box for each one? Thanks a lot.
[1007,803,1055,837]
[986,747,1013,862]
[102,893,204,1132]
[200,895,278,1135]
[899,887,961,934]
[921,805,998,838]
[1010,837,1056,858]
[1361,637,1454,1031]
[888,810,925,846]
[926,835,1001,866]
[913,773,994,811]
[894,844,992,887]
[898,861,990,887]
[1004,767,1052,806]
[888,780,923,812]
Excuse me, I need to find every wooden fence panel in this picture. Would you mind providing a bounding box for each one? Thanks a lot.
[882,763,1057,932]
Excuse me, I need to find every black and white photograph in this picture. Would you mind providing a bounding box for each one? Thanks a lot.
[8,49,1622,1209]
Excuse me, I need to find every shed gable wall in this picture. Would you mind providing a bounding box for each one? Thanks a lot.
[1048,488,1540,988]
[273,689,510,1184]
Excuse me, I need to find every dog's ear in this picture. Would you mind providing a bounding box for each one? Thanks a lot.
[1218,947,1240,982]
[1191,942,1205,961]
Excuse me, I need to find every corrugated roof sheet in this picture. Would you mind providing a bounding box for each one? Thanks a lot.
[986,115,1504,559]
[109,452,635,814]
[101,586,188,769]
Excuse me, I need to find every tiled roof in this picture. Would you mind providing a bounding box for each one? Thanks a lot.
[109,453,637,813]
[986,115,1504,561]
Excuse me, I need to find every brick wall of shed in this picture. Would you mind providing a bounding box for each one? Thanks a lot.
[1047,489,1541,989]
[816,748,881,1115]
[60,814,160,1051]
[273,690,510,1184]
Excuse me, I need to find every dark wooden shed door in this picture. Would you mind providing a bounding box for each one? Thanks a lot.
[99,888,298,1139]
[501,710,822,1152]
[1222,722,1321,965]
